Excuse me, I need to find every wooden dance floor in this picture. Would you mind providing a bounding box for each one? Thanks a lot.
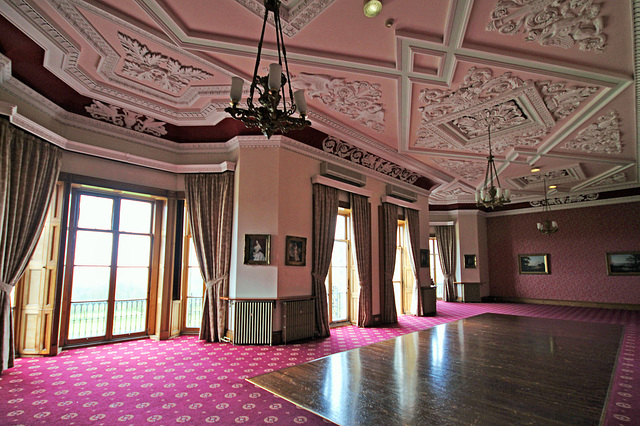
[248,313,624,425]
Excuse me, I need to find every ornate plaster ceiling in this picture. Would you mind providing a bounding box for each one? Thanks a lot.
[0,0,638,206]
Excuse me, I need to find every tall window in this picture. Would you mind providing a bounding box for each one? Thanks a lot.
[326,209,354,323]
[63,190,154,344]
[429,236,445,299]
[182,218,203,329]
[393,220,416,314]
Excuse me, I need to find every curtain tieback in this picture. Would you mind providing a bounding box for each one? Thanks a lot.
[0,281,12,294]
[205,275,228,290]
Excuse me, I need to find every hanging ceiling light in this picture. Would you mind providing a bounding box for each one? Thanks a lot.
[537,178,559,235]
[225,0,310,138]
[363,0,383,17]
[475,121,511,209]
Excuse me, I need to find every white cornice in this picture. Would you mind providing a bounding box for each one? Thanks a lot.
[311,175,373,198]
[381,195,422,211]
[485,195,640,218]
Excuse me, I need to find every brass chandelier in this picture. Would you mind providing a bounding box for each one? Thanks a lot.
[475,123,511,209]
[225,0,310,138]
[537,178,559,235]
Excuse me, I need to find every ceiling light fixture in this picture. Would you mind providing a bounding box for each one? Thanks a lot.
[537,178,558,235]
[225,0,310,138]
[475,119,511,209]
[363,0,383,17]
[530,167,541,173]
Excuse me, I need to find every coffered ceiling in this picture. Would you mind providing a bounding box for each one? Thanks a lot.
[0,0,638,206]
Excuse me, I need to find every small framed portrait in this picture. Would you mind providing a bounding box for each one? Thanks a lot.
[285,236,306,266]
[606,252,640,276]
[464,254,477,269]
[420,249,429,268]
[518,254,549,275]
[244,234,270,265]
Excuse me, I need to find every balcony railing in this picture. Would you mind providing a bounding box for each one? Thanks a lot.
[186,297,203,328]
[68,299,146,339]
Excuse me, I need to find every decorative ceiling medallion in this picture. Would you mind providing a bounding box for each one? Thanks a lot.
[234,0,335,37]
[438,187,473,198]
[322,136,419,184]
[292,74,385,132]
[487,0,608,53]
[562,110,622,154]
[508,165,586,189]
[530,193,599,207]
[451,101,527,138]
[590,172,627,187]
[432,158,486,184]
[85,100,167,137]
[118,33,212,94]
[536,81,598,120]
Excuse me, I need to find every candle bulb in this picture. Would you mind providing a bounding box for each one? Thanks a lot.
[293,90,307,115]
[268,64,282,91]
[230,77,244,104]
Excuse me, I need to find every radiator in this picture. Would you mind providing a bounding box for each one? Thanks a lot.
[233,301,273,345]
[282,299,315,344]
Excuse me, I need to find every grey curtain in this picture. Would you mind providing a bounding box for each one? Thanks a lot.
[381,203,397,324]
[435,225,457,302]
[405,208,423,316]
[312,184,338,338]
[0,117,61,374]
[185,172,234,342]
[350,193,372,327]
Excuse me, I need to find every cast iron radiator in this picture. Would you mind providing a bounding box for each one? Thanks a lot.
[233,301,273,345]
[282,299,315,344]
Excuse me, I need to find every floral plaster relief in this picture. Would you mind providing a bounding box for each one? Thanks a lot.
[562,110,621,154]
[86,100,167,137]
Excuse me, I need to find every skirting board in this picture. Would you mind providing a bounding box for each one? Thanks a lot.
[489,296,640,311]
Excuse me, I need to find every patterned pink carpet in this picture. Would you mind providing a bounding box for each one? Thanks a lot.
[1,301,638,425]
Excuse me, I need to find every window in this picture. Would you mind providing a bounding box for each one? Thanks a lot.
[182,217,203,329]
[429,237,445,299]
[326,209,355,323]
[393,220,416,314]
[62,190,155,344]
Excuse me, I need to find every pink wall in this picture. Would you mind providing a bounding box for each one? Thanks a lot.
[487,201,640,305]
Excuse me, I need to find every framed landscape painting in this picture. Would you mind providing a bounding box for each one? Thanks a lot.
[606,252,640,276]
[518,254,549,275]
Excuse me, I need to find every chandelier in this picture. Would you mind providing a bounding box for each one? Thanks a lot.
[475,122,511,209]
[537,178,558,235]
[225,0,311,138]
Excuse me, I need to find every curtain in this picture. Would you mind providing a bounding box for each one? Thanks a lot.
[0,117,61,374]
[381,203,397,324]
[350,193,372,327]
[405,208,423,316]
[312,184,338,338]
[185,172,234,342]
[435,225,457,302]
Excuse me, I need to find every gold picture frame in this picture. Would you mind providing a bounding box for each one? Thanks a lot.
[518,254,549,275]
[285,236,306,266]
[606,251,640,275]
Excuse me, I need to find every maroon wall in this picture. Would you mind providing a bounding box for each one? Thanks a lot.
[487,201,640,305]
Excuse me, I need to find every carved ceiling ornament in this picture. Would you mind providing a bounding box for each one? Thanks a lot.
[85,100,168,137]
[536,81,598,120]
[292,73,385,132]
[432,158,487,184]
[487,0,608,53]
[415,67,597,154]
[322,136,420,184]
[530,193,599,207]
[591,172,627,187]
[234,0,335,37]
[562,110,622,154]
[118,33,212,94]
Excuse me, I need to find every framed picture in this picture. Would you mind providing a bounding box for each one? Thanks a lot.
[244,234,270,265]
[606,251,640,276]
[518,254,549,274]
[285,236,306,266]
[464,254,477,269]
[420,249,429,268]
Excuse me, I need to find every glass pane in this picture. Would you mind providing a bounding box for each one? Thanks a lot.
[189,240,199,264]
[393,248,402,282]
[331,241,348,267]
[335,215,346,239]
[186,297,203,328]
[74,231,113,266]
[119,200,152,233]
[332,266,348,293]
[113,299,147,335]
[68,301,107,339]
[115,267,149,300]
[117,235,151,267]
[71,266,110,301]
[187,267,204,297]
[78,195,113,230]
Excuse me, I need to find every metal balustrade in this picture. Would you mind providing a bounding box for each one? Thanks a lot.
[186,297,203,328]
[68,299,147,339]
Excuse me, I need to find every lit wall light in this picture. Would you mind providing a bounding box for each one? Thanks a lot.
[531,167,541,173]
[364,0,382,17]
[549,185,557,189]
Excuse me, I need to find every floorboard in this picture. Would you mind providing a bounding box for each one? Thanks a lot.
[248,313,624,425]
